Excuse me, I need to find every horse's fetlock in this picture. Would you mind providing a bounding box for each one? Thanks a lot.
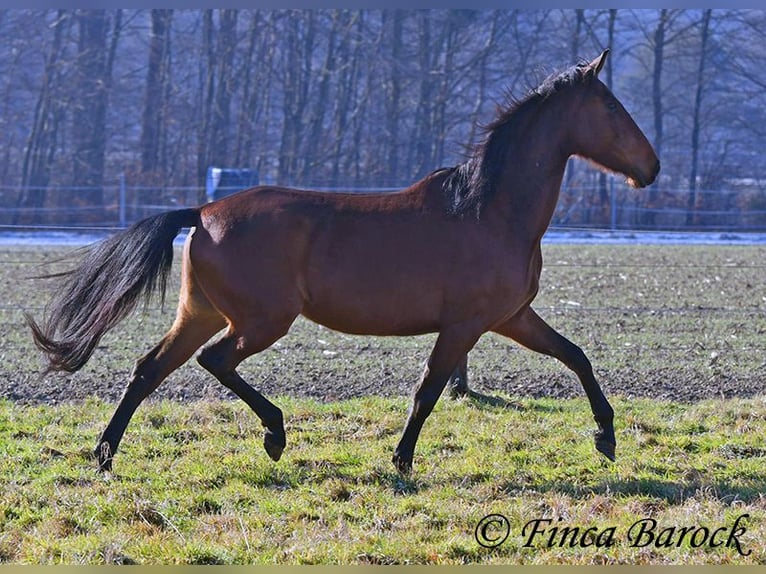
[95,441,114,472]
[262,409,284,433]
[595,406,614,426]
[392,451,413,475]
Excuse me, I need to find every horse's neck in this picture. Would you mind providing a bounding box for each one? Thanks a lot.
[489,114,570,242]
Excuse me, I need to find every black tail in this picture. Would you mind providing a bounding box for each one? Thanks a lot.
[26,208,200,374]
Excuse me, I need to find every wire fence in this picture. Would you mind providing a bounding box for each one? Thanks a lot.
[2,177,766,233]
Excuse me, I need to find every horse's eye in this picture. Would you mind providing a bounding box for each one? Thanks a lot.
[607,101,618,112]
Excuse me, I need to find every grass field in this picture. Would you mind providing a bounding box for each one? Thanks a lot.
[1,396,765,564]
[0,242,765,564]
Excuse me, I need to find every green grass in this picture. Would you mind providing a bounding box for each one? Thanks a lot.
[1,394,765,564]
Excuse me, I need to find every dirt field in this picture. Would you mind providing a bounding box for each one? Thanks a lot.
[2,242,765,405]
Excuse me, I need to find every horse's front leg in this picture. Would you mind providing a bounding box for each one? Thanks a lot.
[493,306,615,461]
[393,327,481,474]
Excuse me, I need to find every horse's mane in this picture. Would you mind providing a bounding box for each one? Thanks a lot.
[443,59,596,218]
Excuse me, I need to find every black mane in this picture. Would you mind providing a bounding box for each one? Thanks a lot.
[443,60,595,218]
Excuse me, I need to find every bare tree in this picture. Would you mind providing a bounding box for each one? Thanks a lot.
[70,9,121,219]
[16,10,71,224]
[410,11,434,178]
[329,11,362,187]
[0,8,765,232]
[140,9,173,181]
[300,11,341,182]
[341,12,371,187]
[234,11,274,169]
[196,9,215,200]
[384,11,404,182]
[686,9,712,226]
[598,10,617,225]
[465,12,501,147]
[209,10,238,169]
[278,11,317,183]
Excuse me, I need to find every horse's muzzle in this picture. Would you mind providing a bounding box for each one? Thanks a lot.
[633,158,660,188]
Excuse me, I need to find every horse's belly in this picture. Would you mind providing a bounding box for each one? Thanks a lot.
[301,281,442,336]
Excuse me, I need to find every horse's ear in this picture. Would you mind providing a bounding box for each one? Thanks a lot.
[588,49,610,78]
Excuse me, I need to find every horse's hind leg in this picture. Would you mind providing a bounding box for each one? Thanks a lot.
[197,319,294,462]
[95,238,226,472]
[494,306,615,461]
[96,310,225,472]
[447,353,469,398]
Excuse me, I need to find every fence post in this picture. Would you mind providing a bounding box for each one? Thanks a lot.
[610,179,617,230]
[119,173,126,228]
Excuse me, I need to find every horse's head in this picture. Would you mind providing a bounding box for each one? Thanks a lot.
[568,50,660,188]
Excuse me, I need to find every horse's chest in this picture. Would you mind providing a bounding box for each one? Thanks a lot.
[453,250,542,319]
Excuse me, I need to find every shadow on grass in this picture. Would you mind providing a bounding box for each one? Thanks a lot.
[451,387,569,414]
[520,476,766,505]
[452,388,525,411]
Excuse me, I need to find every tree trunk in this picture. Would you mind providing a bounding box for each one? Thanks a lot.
[686,9,712,227]
[278,11,316,184]
[234,11,261,167]
[348,13,368,186]
[385,11,404,184]
[196,9,215,201]
[140,9,173,180]
[71,9,117,221]
[16,10,70,225]
[645,9,667,228]
[467,13,498,148]
[571,9,589,224]
[240,11,276,178]
[411,12,433,178]
[301,10,340,182]
[330,11,359,187]
[209,10,238,169]
[597,9,617,226]
[432,12,462,168]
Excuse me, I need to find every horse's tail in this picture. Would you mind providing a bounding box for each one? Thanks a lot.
[26,208,200,374]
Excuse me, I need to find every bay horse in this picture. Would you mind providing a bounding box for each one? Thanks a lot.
[27,50,659,474]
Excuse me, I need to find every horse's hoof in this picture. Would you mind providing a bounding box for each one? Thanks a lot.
[392,453,412,475]
[264,430,285,462]
[95,442,113,473]
[595,438,616,462]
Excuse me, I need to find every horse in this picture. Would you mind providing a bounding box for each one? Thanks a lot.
[27,50,659,474]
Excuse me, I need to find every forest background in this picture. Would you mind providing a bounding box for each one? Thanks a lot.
[3,9,766,230]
